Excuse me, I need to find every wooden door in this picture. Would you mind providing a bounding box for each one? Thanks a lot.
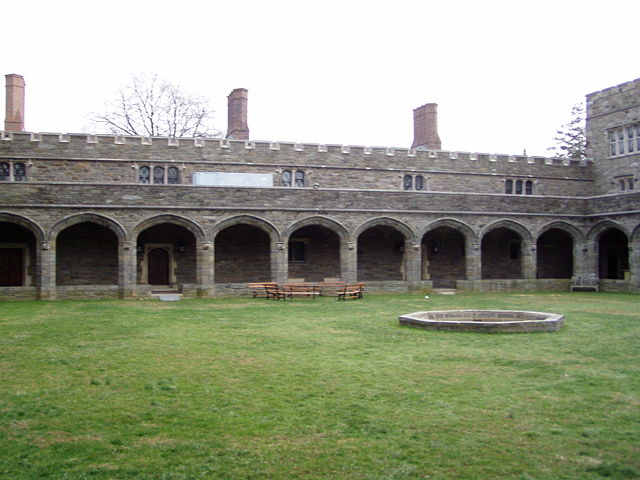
[0,248,23,286]
[148,248,170,285]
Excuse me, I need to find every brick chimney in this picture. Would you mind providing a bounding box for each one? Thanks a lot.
[5,74,25,132]
[411,103,441,150]
[226,88,249,140]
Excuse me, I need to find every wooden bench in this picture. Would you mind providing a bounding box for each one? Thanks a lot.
[317,282,346,296]
[283,283,320,299]
[337,283,365,300]
[264,283,286,300]
[248,282,278,298]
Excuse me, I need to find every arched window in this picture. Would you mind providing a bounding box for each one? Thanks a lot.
[294,170,305,187]
[0,162,9,181]
[167,166,180,184]
[153,166,165,184]
[525,180,533,195]
[505,179,513,194]
[139,166,150,183]
[515,180,523,195]
[13,163,26,181]
[281,170,292,187]
[415,175,424,191]
[403,175,413,190]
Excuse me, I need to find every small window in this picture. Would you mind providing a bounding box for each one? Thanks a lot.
[281,170,292,187]
[515,180,523,195]
[153,166,165,184]
[525,180,533,195]
[288,240,306,262]
[403,175,413,190]
[415,175,424,191]
[294,170,305,187]
[0,162,9,181]
[167,166,180,184]
[619,180,626,192]
[505,179,513,194]
[139,166,150,183]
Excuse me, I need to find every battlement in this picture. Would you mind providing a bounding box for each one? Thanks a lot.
[0,130,593,170]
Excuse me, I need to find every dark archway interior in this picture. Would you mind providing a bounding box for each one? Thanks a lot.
[215,224,271,283]
[0,222,37,287]
[288,225,340,282]
[537,228,574,279]
[481,227,523,279]
[598,229,629,279]
[357,225,405,281]
[57,222,118,285]
[422,226,466,287]
[137,223,196,285]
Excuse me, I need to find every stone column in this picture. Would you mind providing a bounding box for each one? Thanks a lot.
[467,241,482,281]
[342,240,357,283]
[404,240,421,282]
[522,243,536,280]
[629,241,639,290]
[38,241,56,300]
[120,241,137,298]
[274,242,288,284]
[197,241,215,297]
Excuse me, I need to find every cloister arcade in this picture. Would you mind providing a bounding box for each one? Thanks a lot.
[0,212,638,298]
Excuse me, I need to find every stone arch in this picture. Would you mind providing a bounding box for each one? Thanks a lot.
[480,219,533,244]
[480,220,531,280]
[632,223,640,243]
[355,217,412,282]
[49,213,126,243]
[420,219,475,286]
[0,212,45,243]
[282,216,350,243]
[586,220,630,243]
[132,214,206,243]
[52,214,123,286]
[0,213,44,288]
[212,215,278,283]
[536,222,578,279]
[353,217,414,243]
[283,216,348,282]
[212,215,280,245]
[536,221,584,244]
[588,221,630,280]
[419,218,477,244]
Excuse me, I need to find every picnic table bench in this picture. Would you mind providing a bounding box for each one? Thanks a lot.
[283,283,321,299]
[248,282,278,298]
[337,283,365,300]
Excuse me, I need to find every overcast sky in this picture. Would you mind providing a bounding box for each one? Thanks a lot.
[3,0,638,156]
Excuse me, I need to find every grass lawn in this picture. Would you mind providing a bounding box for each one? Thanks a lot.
[0,292,639,480]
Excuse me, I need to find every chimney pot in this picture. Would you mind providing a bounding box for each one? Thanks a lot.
[5,74,25,132]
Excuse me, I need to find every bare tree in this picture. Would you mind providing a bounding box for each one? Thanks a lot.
[91,74,220,138]
[548,103,587,160]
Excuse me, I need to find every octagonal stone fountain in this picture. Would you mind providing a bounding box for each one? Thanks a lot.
[399,310,564,333]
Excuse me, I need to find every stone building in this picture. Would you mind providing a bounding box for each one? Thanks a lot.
[1,74,638,299]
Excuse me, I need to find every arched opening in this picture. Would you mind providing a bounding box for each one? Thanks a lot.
[0,222,37,287]
[598,229,629,280]
[56,222,118,285]
[481,227,523,279]
[215,224,271,283]
[357,225,405,281]
[422,227,466,287]
[137,223,196,288]
[287,225,340,282]
[536,229,574,279]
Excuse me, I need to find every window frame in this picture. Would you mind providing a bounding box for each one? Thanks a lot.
[0,160,28,182]
[608,123,640,157]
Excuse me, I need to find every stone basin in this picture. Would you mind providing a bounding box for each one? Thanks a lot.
[399,310,564,333]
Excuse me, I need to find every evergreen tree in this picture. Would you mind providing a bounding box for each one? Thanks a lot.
[548,103,587,160]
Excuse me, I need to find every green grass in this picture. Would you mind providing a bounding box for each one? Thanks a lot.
[0,292,639,479]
